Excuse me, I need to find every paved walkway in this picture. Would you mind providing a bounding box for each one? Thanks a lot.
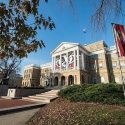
[0,98,35,109]
[22,89,59,103]
[0,89,60,125]
[0,108,40,125]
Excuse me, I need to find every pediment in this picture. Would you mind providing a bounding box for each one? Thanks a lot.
[51,42,79,54]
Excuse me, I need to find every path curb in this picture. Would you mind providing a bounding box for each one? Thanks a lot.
[0,103,46,115]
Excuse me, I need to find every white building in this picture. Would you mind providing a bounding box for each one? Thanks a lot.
[22,41,125,87]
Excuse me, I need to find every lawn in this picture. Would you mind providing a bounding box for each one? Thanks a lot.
[26,98,125,125]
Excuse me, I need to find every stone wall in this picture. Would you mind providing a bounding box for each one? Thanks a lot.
[0,85,8,96]
[7,88,49,98]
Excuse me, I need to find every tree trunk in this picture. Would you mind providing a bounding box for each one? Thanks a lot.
[1,75,9,85]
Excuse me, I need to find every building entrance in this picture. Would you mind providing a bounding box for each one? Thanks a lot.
[61,76,65,86]
[54,77,58,86]
[68,75,74,85]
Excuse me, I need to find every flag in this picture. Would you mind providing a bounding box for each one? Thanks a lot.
[113,24,125,56]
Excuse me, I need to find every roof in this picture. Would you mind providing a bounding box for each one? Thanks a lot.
[84,40,108,47]
[51,42,79,54]
[51,42,90,54]
[24,64,40,69]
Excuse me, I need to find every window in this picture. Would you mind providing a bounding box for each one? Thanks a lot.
[115,77,120,83]
[91,55,97,60]
[113,62,117,67]
[98,53,103,59]
[120,61,125,67]
[99,63,103,68]
[93,78,96,84]
[101,77,105,83]
[91,64,96,70]
[96,45,99,50]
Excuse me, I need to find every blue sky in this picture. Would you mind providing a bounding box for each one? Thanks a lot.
[18,0,124,74]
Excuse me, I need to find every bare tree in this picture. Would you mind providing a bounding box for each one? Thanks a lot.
[91,0,123,31]
[0,56,21,85]
[60,0,124,31]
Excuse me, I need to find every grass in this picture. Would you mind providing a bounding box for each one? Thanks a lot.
[26,98,125,125]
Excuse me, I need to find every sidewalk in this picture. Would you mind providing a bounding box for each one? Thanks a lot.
[0,98,36,109]
[0,89,59,115]
[0,108,40,125]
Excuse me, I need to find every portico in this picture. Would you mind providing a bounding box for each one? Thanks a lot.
[51,42,89,86]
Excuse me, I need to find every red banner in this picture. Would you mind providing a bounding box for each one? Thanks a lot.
[113,24,125,56]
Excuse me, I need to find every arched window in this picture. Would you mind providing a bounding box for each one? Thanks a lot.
[61,76,65,86]
[68,75,74,85]
[81,75,85,84]
[54,77,58,86]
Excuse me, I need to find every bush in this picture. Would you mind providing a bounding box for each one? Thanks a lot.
[58,83,125,105]
[58,84,91,100]
[58,85,82,98]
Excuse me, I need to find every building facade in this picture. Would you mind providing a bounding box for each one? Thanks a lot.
[22,40,125,87]
[22,65,40,87]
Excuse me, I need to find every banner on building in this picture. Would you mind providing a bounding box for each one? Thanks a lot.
[55,55,60,70]
[113,23,125,56]
[68,51,74,69]
[61,54,67,70]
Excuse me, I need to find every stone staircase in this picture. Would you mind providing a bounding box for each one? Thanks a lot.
[22,90,59,103]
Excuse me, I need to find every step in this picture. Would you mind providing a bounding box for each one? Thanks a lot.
[47,90,59,92]
[40,92,57,94]
[28,96,51,100]
[22,97,50,103]
[48,90,59,93]
[35,95,58,98]
[43,90,59,94]
[36,94,57,97]
[38,93,57,96]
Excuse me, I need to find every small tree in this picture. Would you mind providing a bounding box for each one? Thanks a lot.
[0,56,21,85]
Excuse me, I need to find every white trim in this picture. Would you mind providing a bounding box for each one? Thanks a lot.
[40,62,52,69]
[52,46,79,57]
[24,64,40,70]
[52,45,78,55]
[77,49,80,69]
[79,46,89,55]
[51,42,79,54]
[84,40,106,46]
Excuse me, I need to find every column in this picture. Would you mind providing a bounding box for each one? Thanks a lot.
[52,56,54,71]
[66,52,68,70]
[74,75,76,84]
[60,54,62,71]
[77,50,80,69]
[52,73,54,86]
[74,50,76,70]
[53,57,55,71]
[65,76,68,85]
[81,53,83,69]
[82,53,85,70]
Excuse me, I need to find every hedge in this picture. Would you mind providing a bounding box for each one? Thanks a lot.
[58,84,125,105]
